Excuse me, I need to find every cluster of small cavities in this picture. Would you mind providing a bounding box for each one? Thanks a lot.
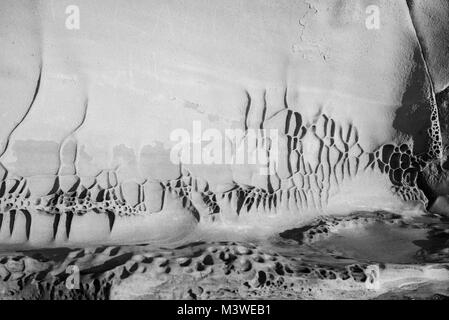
[428,99,443,160]
[375,143,428,205]
[0,175,201,240]
[0,242,375,300]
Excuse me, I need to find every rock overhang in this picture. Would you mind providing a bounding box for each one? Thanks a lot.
[0,0,448,247]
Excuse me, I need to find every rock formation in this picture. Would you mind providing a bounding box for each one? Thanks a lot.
[0,0,449,299]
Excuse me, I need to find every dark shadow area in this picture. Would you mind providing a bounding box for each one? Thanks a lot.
[393,47,432,156]
[20,247,75,263]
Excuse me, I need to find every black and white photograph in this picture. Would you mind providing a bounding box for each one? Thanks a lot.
[0,0,448,308]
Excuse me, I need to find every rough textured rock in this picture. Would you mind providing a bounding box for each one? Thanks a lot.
[1,212,448,300]
[0,0,448,247]
[1,0,449,300]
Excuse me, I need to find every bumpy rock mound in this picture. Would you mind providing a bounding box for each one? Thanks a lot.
[1,212,448,300]
[0,242,373,299]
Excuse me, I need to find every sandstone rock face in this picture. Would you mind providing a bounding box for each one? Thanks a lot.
[1,212,449,300]
[0,0,448,248]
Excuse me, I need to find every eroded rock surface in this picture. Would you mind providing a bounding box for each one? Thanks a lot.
[1,0,449,300]
[1,212,448,300]
[0,0,448,247]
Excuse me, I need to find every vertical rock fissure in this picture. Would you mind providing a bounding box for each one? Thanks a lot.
[404,0,443,161]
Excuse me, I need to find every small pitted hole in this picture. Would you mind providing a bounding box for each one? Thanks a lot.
[442,159,449,171]
[274,262,285,276]
[120,269,131,280]
[356,273,367,282]
[340,271,350,280]
[219,252,226,261]
[350,265,364,274]
[96,190,105,202]
[257,271,267,286]
[35,271,48,281]
[93,279,101,292]
[94,247,106,254]
[196,262,205,271]
[109,247,120,256]
[128,263,139,273]
[158,259,169,267]
[202,254,214,266]
[178,258,191,267]
[187,289,197,299]
[142,257,153,264]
